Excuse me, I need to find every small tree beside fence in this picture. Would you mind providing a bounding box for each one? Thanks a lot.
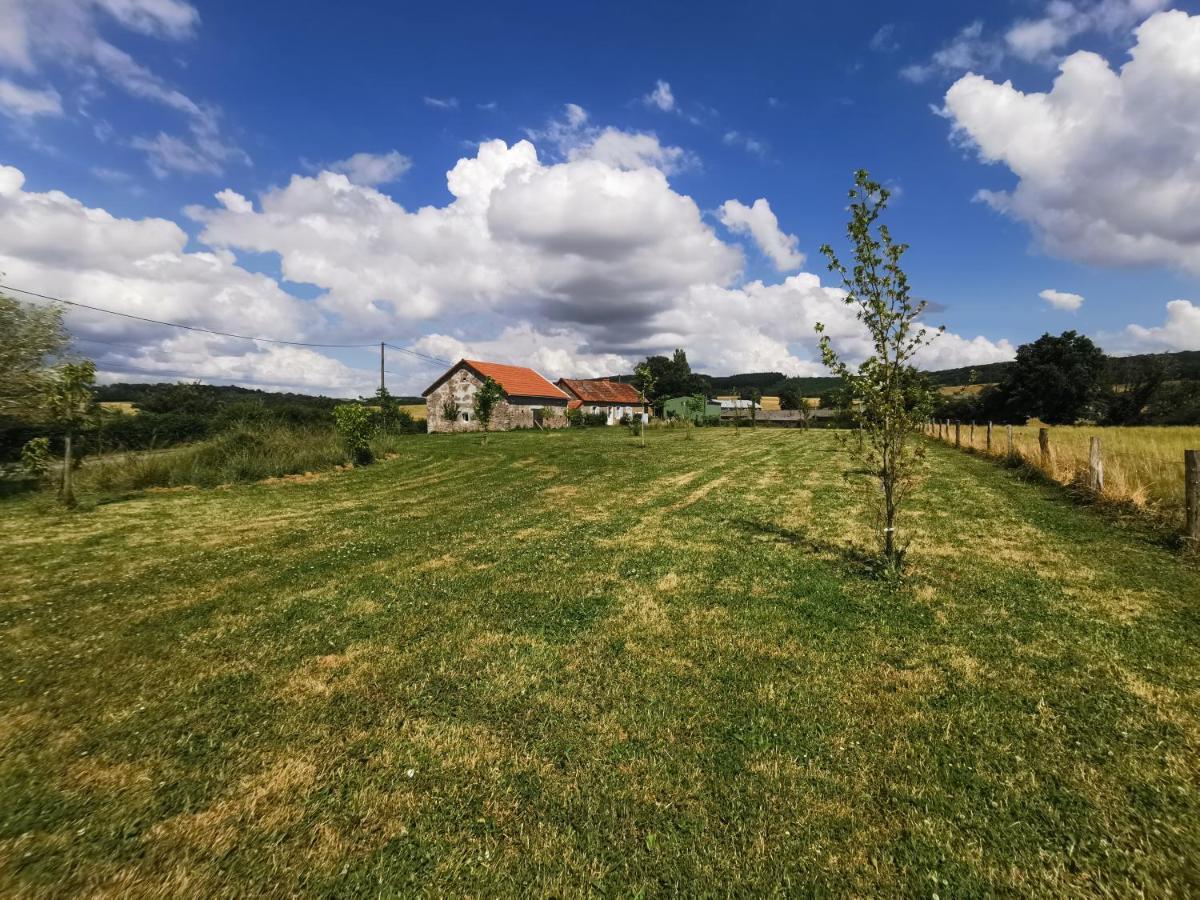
[816,169,942,575]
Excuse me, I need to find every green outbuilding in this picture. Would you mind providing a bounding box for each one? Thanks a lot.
[662,396,721,422]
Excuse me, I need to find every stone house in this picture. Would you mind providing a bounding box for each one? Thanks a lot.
[423,359,570,433]
[556,378,646,425]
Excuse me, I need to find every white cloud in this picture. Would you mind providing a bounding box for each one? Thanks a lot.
[0,125,1016,396]
[722,130,768,158]
[1103,299,1200,353]
[423,96,458,109]
[0,0,244,177]
[0,78,61,118]
[718,198,805,271]
[1039,288,1084,311]
[902,1,1165,83]
[943,10,1200,275]
[870,23,900,53]
[327,150,412,186]
[1006,0,1168,63]
[643,79,676,112]
[529,103,698,175]
[901,21,1002,83]
[94,0,199,39]
[0,162,358,394]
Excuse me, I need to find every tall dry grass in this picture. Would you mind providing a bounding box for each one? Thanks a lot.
[934,421,1200,518]
[77,425,349,492]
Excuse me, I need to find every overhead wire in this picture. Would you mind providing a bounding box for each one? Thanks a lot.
[2,282,448,364]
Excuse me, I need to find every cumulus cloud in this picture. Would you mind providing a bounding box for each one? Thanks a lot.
[0,78,62,118]
[1039,288,1084,311]
[529,103,698,175]
[327,150,412,186]
[0,0,245,176]
[718,198,805,271]
[0,162,360,394]
[1103,299,1200,353]
[942,10,1200,275]
[0,128,1016,395]
[1006,0,1168,63]
[902,1,1166,83]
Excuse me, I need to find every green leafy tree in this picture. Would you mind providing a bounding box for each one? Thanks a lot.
[20,436,52,482]
[816,169,941,574]
[333,402,375,465]
[0,294,67,419]
[749,388,761,429]
[1103,355,1168,425]
[999,331,1106,424]
[373,386,402,433]
[45,360,98,507]
[441,396,461,423]
[473,376,503,444]
[634,349,704,408]
[778,378,807,411]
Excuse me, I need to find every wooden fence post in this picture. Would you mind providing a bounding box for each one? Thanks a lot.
[1006,424,1013,457]
[1088,437,1103,493]
[986,421,993,453]
[1186,450,1199,545]
[1039,427,1051,470]
[955,421,961,448]
[970,421,975,448]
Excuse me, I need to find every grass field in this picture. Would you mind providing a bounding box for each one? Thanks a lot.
[400,403,426,421]
[2,428,1199,895]
[945,422,1200,515]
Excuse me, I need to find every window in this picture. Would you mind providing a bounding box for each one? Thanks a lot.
[461,412,470,422]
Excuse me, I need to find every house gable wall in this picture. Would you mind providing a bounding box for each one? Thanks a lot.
[426,366,568,433]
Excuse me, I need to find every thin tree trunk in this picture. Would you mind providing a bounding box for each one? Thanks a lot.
[61,431,75,508]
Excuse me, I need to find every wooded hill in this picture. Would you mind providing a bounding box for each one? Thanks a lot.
[699,349,1200,397]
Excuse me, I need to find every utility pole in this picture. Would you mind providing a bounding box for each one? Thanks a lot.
[380,342,385,393]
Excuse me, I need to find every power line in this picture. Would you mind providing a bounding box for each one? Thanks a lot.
[384,342,451,366]
[2,281,410,351]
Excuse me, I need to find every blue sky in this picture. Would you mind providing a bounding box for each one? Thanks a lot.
[1,0,1198,395]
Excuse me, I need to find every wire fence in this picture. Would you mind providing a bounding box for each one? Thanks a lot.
[925,419,1200,543]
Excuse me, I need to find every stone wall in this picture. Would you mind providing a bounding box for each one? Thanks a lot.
[425,366,568,433]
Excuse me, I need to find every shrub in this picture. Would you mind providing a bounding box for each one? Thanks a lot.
[20,437,51,482]
[333,403,375,465]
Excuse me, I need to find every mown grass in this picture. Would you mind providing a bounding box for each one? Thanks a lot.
[2,428,1199,896]
[938,422,1200,518]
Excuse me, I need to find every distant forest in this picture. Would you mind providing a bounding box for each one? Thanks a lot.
[696,349,1200,397]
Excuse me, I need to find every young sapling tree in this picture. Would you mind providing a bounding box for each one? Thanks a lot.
[816,169,941,575]
[45,360,98,508]
[473,376,503,445]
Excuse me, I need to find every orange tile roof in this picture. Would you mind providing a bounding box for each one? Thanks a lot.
[460,359,567,400]
[557,378,643,404]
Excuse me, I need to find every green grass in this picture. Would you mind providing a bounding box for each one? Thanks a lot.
[2,428,1199,896]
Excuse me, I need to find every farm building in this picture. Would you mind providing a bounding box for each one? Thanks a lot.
[662,396,722,422]
[423,359,569,433]
[716,396,760,411]
[556,378,645,425]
